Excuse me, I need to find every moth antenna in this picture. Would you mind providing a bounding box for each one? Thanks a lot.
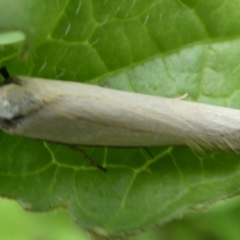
[69,145,107,172]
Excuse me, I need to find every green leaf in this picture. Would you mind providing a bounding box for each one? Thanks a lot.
[1,0,240,238]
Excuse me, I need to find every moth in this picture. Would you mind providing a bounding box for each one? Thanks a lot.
[0,67,240,168]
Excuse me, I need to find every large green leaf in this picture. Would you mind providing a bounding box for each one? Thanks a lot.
[1,0,240,238]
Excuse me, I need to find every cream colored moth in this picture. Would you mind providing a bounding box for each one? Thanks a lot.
[0,67,240,165]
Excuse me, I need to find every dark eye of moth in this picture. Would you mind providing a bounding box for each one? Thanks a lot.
[0,66,10,85]
[0,67,13,86]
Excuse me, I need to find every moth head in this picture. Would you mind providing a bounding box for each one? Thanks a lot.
[0,67,39,122]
